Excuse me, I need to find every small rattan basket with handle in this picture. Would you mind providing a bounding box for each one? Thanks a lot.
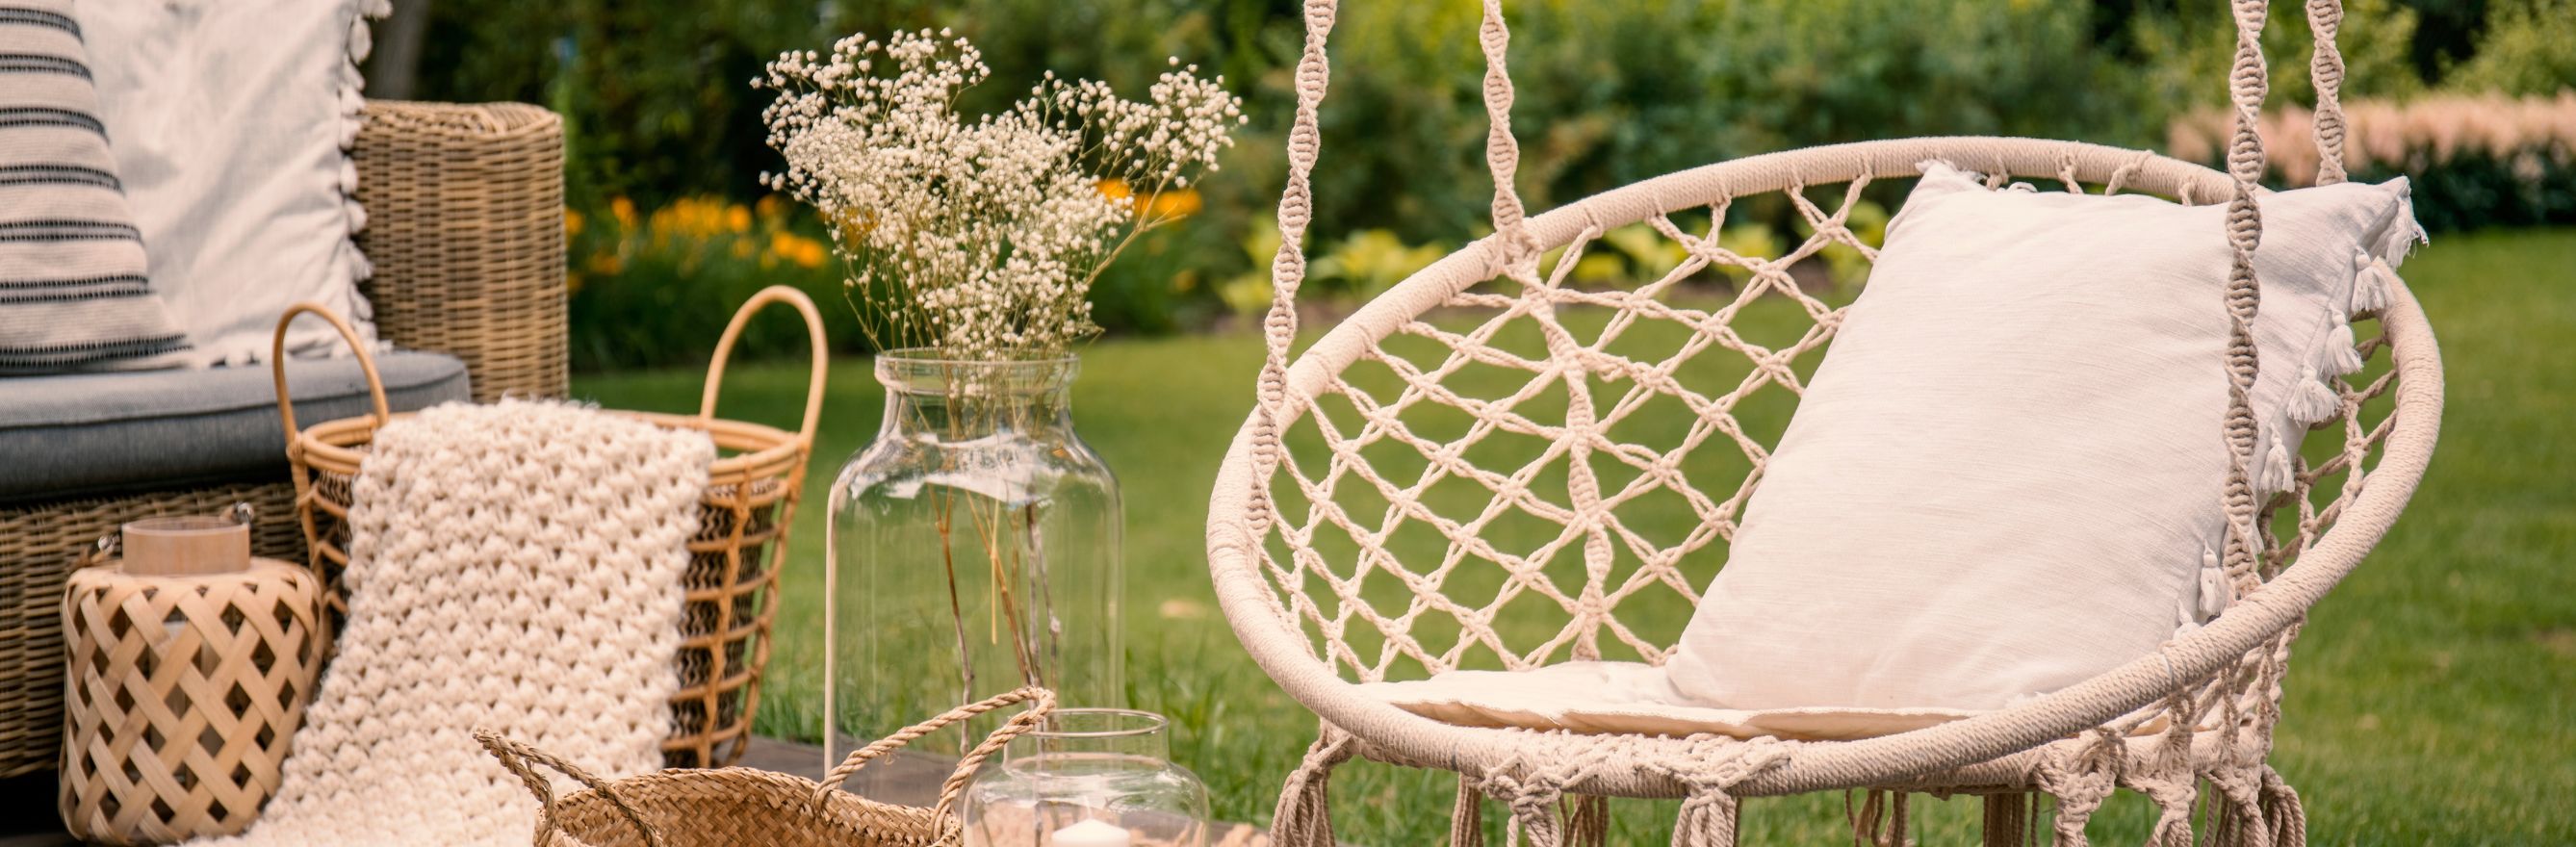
[273,286,828,768]
[476,687,1056,847]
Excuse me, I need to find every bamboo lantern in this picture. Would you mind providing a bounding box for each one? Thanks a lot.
[58,512,323,845]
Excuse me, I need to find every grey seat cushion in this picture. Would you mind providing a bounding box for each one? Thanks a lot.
[0,351,470,501]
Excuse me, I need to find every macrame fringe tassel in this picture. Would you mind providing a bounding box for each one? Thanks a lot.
[1980,793,2028,847]
[1273,734,1352,847]
[1453,777,1485,847]
[1844,790,1912,847]
[1675,786,1743,847]
[1562,794,1609,847]
[1509,790,1566,847]
[2261,770,2308,847]
[1847,790,1881,845]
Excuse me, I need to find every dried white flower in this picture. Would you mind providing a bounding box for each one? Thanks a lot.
[759,31,1248,360]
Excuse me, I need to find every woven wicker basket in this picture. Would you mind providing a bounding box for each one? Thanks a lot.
[273,287,827,768]
[477,688,1055,847]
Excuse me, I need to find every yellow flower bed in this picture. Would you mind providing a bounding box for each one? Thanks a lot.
[568,194,833,294]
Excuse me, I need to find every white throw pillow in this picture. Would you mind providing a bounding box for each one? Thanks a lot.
[1661,163,2421,712]
[0,0,188,372]
[82,0,387,366]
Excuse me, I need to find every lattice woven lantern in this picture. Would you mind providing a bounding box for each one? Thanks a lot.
[59,511,323,845]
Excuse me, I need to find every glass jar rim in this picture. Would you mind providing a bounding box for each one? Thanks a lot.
[877,347,1079,368]
[1026,707,1168,739]
[874,348,1080,397]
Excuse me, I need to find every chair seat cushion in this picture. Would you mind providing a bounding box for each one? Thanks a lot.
[1364,662,1978,741]
[1363,661,2221,740]
[0,351,468,501]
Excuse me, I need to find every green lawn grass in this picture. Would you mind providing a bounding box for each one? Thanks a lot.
[575,228,2576,844]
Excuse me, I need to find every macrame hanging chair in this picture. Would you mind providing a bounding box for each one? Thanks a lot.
[1205,0,2443,844]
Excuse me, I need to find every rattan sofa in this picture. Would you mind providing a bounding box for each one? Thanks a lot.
[0,100,567,778]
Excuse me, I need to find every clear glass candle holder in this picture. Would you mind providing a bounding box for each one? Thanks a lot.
[963,709,1209,847]
[826,351,1124,779]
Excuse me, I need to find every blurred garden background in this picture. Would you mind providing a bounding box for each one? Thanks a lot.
[380,0,2569,841]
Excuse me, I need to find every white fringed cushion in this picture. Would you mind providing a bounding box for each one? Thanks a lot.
[82,0,387,366]
[1661,163,2421,712]
[0,0,187,372]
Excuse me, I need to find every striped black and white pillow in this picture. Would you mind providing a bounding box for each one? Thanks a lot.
[0,0,185,372]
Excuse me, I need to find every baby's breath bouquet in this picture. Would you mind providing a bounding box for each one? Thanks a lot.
[779,31,1244,758]
[758,29,1245,360]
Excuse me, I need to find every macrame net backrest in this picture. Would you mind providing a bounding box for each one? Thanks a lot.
[1241,0,2398,687]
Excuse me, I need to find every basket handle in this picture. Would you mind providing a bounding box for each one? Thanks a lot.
[699,285,829,448]
[476,729,671,847]
[270,303,391,442]
[811,687,1057,815]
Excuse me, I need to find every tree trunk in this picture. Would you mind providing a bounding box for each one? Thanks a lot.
[365,0,433,101]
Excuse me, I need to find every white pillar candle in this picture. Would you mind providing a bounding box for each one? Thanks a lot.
[1050,818,1131,847]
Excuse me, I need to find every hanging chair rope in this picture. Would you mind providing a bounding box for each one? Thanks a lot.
[1230,1,2410,844]
[2219,0,2273,598]
[1255,0,1546,520]
[1478,0,1538,270]
[2306,0,2351,185]
[1248,0,1338,540]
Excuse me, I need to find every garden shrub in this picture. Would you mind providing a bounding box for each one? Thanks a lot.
[565,195,867,371]
[2440,0,2576,97]
[2170,93,2576,232]
[413,0,2563,360]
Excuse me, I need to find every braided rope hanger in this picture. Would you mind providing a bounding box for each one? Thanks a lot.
[2218,0,2276,595]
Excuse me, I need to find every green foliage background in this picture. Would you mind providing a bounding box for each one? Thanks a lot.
[402,0,2572,369]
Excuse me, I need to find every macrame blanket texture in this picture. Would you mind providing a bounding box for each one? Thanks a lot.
[198,399,712,847]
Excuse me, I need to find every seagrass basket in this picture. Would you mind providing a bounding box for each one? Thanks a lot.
[476,688,1055,847]
[272,286,827,768]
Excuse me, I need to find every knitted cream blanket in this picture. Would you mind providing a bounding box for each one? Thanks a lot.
[201,399,712,847]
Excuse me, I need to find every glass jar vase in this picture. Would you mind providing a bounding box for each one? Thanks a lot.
[826,352,1123,789]
[963,709,1209,847]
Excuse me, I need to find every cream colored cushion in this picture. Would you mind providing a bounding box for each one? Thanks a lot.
[1364,662,1975,741]
[1658,163,2422,713]
[83,0,387,366]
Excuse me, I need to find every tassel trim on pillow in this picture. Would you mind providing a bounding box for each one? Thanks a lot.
[2258,434,2296,498]
[2351,182,2428,314]
[2321,320,2363,375]
[2372,184,2429,269]
[2350,251,2394,313]
[2263,184,2422,500]
[2196,546,2231,621]
[2289,366,2342,424]
[336,0,393,285]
